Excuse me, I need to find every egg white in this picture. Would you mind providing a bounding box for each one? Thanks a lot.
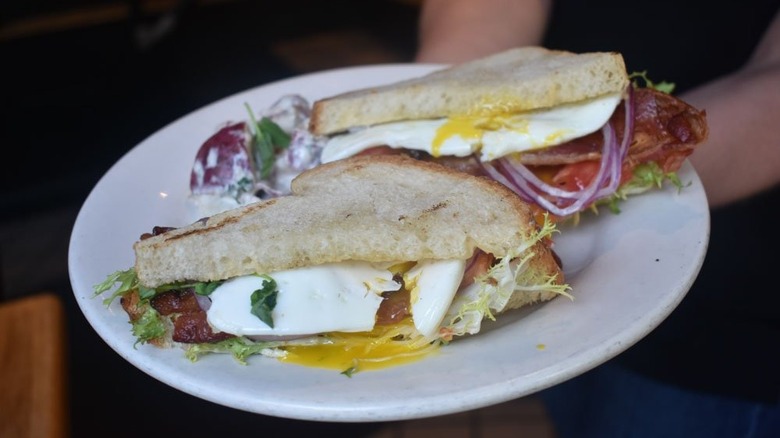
[405,259,467,338]
[206,259,467,339]
[207,261,400,336]
[320,92,622,163]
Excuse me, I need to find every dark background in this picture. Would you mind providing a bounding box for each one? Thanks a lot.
[1,1,419,435]
[2,0,778,435]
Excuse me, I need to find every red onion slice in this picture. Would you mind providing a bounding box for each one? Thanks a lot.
[479,159,536,203]
[478,88,636,217]
[194,293,212,311]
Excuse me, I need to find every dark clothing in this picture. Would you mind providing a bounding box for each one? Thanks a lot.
[541,362,780,438]
[544,0,779,93]
[618,188,780,403]
[542,0,780,404]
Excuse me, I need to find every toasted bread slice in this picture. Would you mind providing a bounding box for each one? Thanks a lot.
[310,46,628,135]
[134,155,561,289]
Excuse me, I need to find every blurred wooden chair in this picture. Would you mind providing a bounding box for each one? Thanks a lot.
[0,293,68,438]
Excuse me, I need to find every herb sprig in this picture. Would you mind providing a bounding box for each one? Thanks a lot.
[250,274,279,328]
[244,103,291,179]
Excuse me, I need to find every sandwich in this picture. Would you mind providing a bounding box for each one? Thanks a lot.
[95,155,569,374]
[309,46,708,219]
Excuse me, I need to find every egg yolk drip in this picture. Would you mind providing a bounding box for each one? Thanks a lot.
[321,92,622,164]
[279,261,442,373]
[279,319,440,373]
[431,116,485,156]
[431,114,535,157]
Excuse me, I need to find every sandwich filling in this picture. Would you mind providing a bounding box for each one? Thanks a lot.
[205,259,465,339]
[184,85,705,224]
[321,92,623,163]
[95,217,568,374]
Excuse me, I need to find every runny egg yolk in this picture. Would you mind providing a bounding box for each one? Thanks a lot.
[320,92,623,164]
[281,261,437,373]
[431,114,531,156]
[430,116,484,157]
[279,319,440,373]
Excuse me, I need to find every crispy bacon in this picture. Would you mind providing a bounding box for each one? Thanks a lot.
[519,88,708,169]
[119,288,233,345]
[626,88,708,168]
[373,250,497,326]
[461,250,495,288]
[172,312,233,344]
[149,289,234,344]
[367,88,706,180]
[524,88,708,192]
[376,288,411,326]
[150,289,202,315]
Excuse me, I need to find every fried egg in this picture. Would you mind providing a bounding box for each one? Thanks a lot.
[206,261,400,336]
[320,92,622,163]
[206,259,466,339]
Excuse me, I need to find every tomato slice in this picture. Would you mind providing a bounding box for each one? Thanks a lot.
[550,161,601,191]
[547,161,635,193]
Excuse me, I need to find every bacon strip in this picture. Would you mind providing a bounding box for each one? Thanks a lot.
[150,289,202,315]
[519,88,708,169]
[401,88,707,176]
[172,312,233,344]
[376,288,411,326]
[149,289,234,344]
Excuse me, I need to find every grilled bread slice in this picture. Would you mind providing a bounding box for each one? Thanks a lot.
[134,155,562,297]
[309,46,628,136]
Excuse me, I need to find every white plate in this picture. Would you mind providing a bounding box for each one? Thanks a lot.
[68,64,710,422]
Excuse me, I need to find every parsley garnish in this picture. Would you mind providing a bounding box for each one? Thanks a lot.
[227,177,255,202]
[244,103,292,180]
[250,275,278,328]
[193,281,223,296]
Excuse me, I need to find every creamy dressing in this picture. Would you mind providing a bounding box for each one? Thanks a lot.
[186,94,326,221]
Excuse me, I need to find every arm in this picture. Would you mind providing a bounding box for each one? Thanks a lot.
[686,12,780,207]
[415,0,551,63]
[414,2,780,207]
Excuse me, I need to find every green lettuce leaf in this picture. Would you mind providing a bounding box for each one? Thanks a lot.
[245,103,292,180]
[629,70,676,94]
[442,215,571,338]
[93,268,141,306]
[184,337,283,365]
[600,162,688,214]
[131,305,167,347]
[94,267,224,304]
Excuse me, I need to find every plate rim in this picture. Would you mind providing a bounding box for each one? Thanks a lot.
[68,63,710,422]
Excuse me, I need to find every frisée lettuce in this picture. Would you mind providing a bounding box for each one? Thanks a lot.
[440,215,571,339]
